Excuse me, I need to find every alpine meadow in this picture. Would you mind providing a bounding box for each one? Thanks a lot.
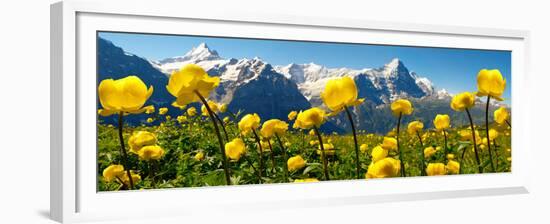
[97,32,512,191]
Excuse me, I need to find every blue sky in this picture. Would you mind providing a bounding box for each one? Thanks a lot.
[98,32,512,103]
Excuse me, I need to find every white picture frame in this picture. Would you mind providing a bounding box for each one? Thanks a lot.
[50,0,530,223]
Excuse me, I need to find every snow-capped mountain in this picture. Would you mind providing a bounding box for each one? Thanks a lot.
[153,43,228,75]
[275,58,435,106]
[99,39,503,133]
[153,43,437,107]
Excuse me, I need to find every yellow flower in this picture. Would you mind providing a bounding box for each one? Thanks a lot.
[159,107,168,115]
[476,69,506,101]
[238,113,261,135]
[284,142,291,147]
[166,64,220,106]
[177,115,187,123]
[488,129,499,140]
[288,111,298,121]
[128,131,157,154]
[450,92,475,111]
[98,76,154,116]
[201,100,219,116]
[171,101,186,110]
[446,160,460,174]
[426,163,446,176]
[194,151,205,161]
[287,155,306,171]
[316,143,336,156]
[219,104,228,113]
[102,164,125,182]
[294,178,319,183]
[260,119,289,138]
[371,145,388,162]
[365,158,401,178]
[223,117,230,123]
[381,137,397,151]
[447,154,455,160]
[360,144,368,153]
[320,77,364,112]
[309,140,319,146]
[390,99,413,117]
[146,118,154,123]
[225,138,246,161]
[145,105,155,114]
[293,107,326,129]
[137,145,165,161]
[494,107,509,124]
[165,115,171,120]
[433,114,450,131]
[309,129,316,136]
[186,107,197,116]
[424,146,437,159]
[407,121,424,135]
[459,129,481,143]
[119,171,141,186]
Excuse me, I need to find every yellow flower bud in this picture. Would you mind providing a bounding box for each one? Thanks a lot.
[293,107,326,129]
[238,113,261,135]
[407,121,424,135]
[365,158,401,178]
[166,64,220,106]
[194,151,205,161]
[98,76,154,116]
[158,107,168,115]
[476,69,506,101]
[424,146,437,159]
[287,111,298,121]
[137,145,165,161]
[433,114,450,131]
[359,144,368,153]
[494,107,509,125]
[321,77,364,113]
[186,107,197,116]
[390,99,413,117]
[102,164,124,182]
[446,160,460,174]
[450,92,475,111]
[225,138,246,161]
[260,119,288,138]
[381,137,397,151]
[426,163,446,176]
[128,131,157,154]
[287,155,306,172]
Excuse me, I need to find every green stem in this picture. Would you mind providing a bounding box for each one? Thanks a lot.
[275,134,289,182]
[493,139,499,171]
[213,112,229,141]
[243,155,260,178]
[194,91,231,185]
[251,129,264,183]
[443,130,449,164]
[117,112,134,190]
[344,106,361,179]
[396,112,406,177]
[485,96,495,172]
[416,131,426,176]
[505,120,512,128]
[313,126,330,181]
[267,139,276,174]
[465,108,483,173]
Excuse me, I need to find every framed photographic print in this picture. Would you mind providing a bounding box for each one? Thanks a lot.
[50,0,530,223]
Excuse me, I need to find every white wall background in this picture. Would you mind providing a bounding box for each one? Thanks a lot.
[0,0,548,223]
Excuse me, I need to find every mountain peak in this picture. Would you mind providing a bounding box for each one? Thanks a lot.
[183,42,220,60]
[385,58,405,70]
